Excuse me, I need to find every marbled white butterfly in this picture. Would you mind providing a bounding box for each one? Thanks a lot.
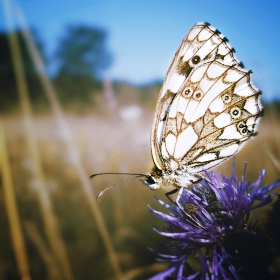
[92,22,263,200]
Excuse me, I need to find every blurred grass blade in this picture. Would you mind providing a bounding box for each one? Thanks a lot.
[23,221,61,280]
[0,122,31,280]
[104,74,118,125]
[13,2,123,279]
[262,143,280,173]
[2,0,73,279]
[268,106,280,167]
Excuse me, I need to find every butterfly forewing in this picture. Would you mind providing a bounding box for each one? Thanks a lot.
[151,22,262,182]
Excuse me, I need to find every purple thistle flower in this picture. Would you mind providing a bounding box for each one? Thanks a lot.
[148,160,280,280]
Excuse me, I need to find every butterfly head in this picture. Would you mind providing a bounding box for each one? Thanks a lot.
[142,165,166,190]
[142,165,201,190]
[142,174,159,190]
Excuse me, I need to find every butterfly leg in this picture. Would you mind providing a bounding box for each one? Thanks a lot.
[191,178,202,184]
[165,188,179,204]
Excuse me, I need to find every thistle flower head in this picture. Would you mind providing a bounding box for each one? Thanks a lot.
[148,160,280,279]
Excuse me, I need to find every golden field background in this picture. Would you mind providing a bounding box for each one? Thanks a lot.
[1,86,280,279]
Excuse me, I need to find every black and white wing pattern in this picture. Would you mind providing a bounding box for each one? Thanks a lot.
[146,22,263,190]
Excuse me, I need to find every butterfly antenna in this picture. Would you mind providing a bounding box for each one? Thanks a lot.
[90,172,147,178]
[96,175,146,201]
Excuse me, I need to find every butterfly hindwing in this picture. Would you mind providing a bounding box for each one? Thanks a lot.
[161,60,262,173]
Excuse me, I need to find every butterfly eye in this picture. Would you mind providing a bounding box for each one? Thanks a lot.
[193,90,203,101]
[192,55,201,65]
[145,175,156,185]
[230,107,241,119]
[183,87,193,98]
[222,93,231,104]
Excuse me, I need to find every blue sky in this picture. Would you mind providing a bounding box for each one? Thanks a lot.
[1,0,280,102]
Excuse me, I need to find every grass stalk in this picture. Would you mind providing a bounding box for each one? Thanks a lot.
[0,122,31,280]
[23,220,61,280]
[3,1,73,279]
[13,3,123,279]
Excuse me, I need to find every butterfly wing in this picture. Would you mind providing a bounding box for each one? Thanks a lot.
[151,22,262,174]
[151,22,242,170]
[161,60,262,173]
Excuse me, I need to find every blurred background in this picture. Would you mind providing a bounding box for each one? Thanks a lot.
[0,0,280,279]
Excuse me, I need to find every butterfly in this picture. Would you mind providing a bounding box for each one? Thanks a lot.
[92,22,263,200]
[144,22,263,189]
